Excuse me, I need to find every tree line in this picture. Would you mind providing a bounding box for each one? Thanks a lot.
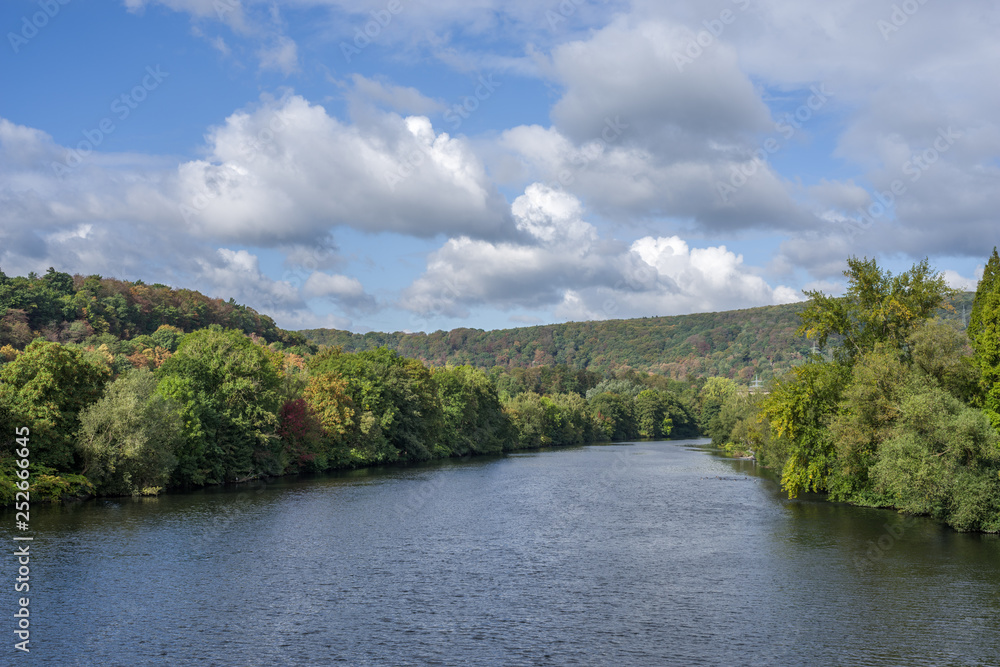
[0,315,710,503]
[710,254,1000,533]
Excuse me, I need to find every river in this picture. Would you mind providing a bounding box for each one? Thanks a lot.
[4,439,1000,665]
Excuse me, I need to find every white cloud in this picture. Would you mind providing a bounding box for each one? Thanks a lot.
[195,248,373,328]
[347,74,444,115]
[943,269,981,293]
[177,94,513,244]
[258,35,299,75]
[8,0,1000,333]
[196,248,301,310]
[303,272,364,299]
[492,14,828,235]
[547,16,772,145]
[303,271,377,312]
[403,184,800,320]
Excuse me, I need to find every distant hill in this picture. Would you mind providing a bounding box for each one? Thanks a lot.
[302,293,975,381]
[0,267,312,351]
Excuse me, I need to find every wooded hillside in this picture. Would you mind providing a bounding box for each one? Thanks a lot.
[302,294,974,380]
[0,267,312,352]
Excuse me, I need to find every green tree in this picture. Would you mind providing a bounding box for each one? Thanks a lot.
[588,392,637,442]
[585,379,643,400]
[157,328,283,481]
[156,374,216,486]
[502,391,591,448]
[41,267,75,297]
[908,319,979,403]
[77,369,183,496]
[968,247,1000,343]
[711,390,769,457]
[699,377,738,434]
[0,339,110,469]
[758,361,850,497]
[308,347,442,464]
[151,324,184,352]
[700,376,738,403]
[502,391,549,448]
[874,383,1000,532]
[826,344,908,505]
[301,370,355,468]
[435,365,512,456]
[635,389,674,439]
[798,256,953,363]
[542,393,593,446]
[968,248,1000,427]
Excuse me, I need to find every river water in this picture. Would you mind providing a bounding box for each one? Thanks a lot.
[4,439,1000,666]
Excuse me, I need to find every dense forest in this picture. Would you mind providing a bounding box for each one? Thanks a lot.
[710,255,1000,533]
[0,267,710,505]
[302,293,974,380]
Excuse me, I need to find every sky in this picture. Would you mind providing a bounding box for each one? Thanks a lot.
[1,0,998,334]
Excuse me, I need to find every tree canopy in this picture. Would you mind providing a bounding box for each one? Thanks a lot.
[798,256,954,363]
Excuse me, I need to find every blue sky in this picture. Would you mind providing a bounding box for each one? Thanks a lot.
[1,0,998,333]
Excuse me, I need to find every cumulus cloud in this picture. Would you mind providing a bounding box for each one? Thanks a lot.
[177,94,513,244]
[547,16,772,145]
[943,269,981,293]
[493,15,829,235]
[402,184,800,320]
[2,85,517,247]
[0,114,386,329]
[0,118,184,273]
[195,249,373,329]
[303,271,377,312]
[198,248,302,309]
